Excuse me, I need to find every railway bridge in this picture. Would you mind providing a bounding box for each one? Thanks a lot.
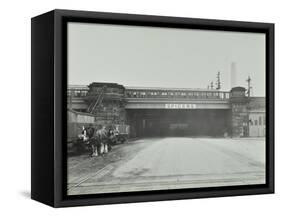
[68,83,265,138]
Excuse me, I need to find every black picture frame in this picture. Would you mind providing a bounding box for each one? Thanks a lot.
[31,9,274,207]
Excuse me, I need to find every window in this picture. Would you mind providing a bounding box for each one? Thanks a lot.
[201,92,206,97]
[249,119,253,125]
[254,120,258,126]
[259,116,262,125]
[74,90,81,96]
[140,92,146,97]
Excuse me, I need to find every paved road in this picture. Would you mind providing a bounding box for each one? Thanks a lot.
[68,137,265,195]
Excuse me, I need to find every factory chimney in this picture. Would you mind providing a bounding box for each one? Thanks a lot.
[230,62,237,88]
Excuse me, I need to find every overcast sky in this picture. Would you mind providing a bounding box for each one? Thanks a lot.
[68,22,265,96]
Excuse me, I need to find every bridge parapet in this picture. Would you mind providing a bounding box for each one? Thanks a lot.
[67,85,231,110]
[125,88,230,101]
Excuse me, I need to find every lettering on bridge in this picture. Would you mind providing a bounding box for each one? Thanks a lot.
[165,104,197,109]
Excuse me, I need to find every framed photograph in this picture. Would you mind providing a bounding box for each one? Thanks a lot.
[31,9,274,207]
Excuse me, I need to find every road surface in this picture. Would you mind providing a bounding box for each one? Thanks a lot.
[68,137,265,195]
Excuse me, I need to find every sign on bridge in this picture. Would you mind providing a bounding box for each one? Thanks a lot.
[165,104,197,109]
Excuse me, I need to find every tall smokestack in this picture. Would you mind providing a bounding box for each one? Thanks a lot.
[231,62,237,88]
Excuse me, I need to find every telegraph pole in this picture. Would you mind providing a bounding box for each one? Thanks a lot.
[245,76,252,137]
[216,71,221,90]
[210,81,214,89]
[246,76,252,97]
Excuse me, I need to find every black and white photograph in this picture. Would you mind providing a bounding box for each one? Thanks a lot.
[66,22,266,196]
[1,0,279,213]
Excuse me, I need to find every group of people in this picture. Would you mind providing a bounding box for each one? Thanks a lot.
[80,125,118,157]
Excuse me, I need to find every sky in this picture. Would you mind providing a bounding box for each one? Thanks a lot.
[67,22,266,96]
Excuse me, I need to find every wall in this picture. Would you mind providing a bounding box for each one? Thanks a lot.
[249,112,266,137]
[0,0,279,216]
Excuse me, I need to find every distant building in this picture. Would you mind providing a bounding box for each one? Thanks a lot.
[248,97,266,137]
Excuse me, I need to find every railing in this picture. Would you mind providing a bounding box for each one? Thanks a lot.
[125,89,230,100]
[67,87,230,100]
[67,88,88,97]
[67,88,124,98]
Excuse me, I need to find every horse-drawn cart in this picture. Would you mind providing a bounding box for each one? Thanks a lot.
[67,109,130,154]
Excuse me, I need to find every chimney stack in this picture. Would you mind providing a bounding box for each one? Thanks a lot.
[231,62,237,88]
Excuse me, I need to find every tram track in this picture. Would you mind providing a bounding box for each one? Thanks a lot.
[68,164,114,191]
[68,173,265,195]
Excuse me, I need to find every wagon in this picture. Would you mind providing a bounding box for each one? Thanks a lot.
[67,109,130,153]
[111,124,130,145]
[67,109,96,153]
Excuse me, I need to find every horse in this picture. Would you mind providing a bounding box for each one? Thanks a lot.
[84,125,111,157]
[78,126,98,157]
[81,125,115,157]
[95,126,109,155]
[106,128,116,150]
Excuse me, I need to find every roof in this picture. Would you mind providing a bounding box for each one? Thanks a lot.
[230,86,246,92]
[67,108,95,117]
[88,82,125,90]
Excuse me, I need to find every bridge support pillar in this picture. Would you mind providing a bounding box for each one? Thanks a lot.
[230,87,250,137]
